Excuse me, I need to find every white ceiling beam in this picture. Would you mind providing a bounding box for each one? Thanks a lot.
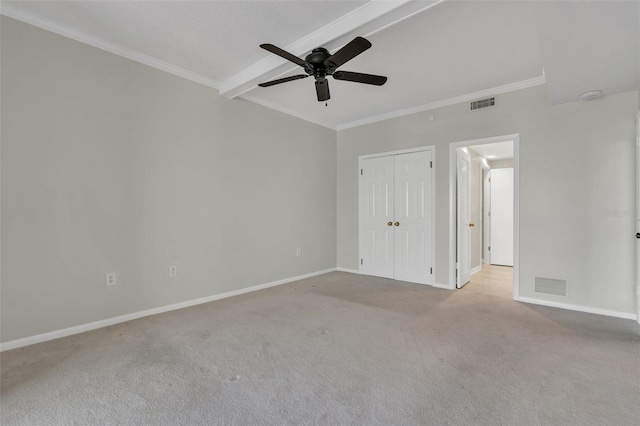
[219,0,445,99]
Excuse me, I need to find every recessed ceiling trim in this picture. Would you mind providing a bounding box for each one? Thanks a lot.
[219,0,444,99]
[0,3,220,90]
[336,74,547,131]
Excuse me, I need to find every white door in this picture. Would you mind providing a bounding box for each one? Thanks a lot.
[490,168,514,266]
[360,156,394,279]
[394,151,433,285]
[636,111,639,324]
[457,149,471,287]
[483,168,491,264]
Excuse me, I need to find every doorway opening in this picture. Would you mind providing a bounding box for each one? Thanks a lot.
[449,135,519,298]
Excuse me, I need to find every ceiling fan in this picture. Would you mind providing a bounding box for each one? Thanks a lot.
[258,36,387,102]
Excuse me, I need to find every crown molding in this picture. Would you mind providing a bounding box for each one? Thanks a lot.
[0,3,219,90]
[335,74,548,131]
[219,0,445,99]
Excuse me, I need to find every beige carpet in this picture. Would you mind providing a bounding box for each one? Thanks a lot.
[2,268,639,425]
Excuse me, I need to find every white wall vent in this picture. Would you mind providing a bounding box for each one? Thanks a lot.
[470,97,496,111]
[535,276,567,296]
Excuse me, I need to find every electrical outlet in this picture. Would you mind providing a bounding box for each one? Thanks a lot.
[105,272,117,286]
[169,265,177,277]
[296,248,301,257]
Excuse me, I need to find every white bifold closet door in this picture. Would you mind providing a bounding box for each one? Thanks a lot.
[360,150,433,285]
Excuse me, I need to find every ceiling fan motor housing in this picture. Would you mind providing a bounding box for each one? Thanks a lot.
[305,48,332,80]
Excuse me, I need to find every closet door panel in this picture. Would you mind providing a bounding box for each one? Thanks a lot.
[394,151,433,285]
[360,156,395,279]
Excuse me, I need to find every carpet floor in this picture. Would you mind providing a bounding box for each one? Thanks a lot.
[1,267,639,425]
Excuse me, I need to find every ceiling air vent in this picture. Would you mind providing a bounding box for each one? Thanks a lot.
[470,97,496,111]
[535,276,567,296]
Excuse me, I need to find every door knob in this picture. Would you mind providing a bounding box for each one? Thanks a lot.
[395,222,400,226]
[387,222,393,226]
[469,223,475,227]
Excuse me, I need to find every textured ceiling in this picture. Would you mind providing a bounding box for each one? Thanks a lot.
[3,0,639,129]
[531,0,640,106]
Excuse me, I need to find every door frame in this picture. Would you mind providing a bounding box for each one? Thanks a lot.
[358,145,436,285]
[448,134,520,299]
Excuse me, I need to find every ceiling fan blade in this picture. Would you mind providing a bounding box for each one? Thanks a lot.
[324,37,372,69]
[315,80,330,102]
[260,44,308,68]
[258,74,309,87]
[333,71,387,86]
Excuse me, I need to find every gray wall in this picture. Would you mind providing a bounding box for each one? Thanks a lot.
[338,85,638,315]
[1,17,337,342]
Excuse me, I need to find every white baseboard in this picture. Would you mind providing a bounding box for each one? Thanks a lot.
[431,282,454,290]
[336,267,361,274]
[471,265,482,275]
[516,296,637,320]
[0,268,337,352]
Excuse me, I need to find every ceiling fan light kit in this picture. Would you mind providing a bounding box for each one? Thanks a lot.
[258,36,387,102]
